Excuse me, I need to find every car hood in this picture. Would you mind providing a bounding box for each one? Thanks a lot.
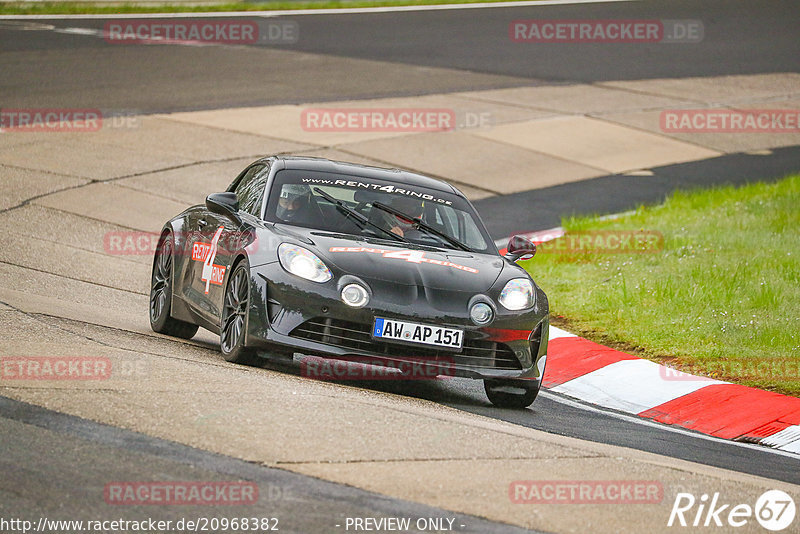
[293,228,506,293]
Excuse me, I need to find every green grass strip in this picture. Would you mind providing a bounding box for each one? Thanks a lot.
[523,173,800,396]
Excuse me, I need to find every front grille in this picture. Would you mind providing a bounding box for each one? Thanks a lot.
[290,318,522,370]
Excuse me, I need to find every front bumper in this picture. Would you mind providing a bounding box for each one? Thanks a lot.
[245,262,549,381]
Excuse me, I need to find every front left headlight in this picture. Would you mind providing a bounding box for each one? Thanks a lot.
[498,278,535,310]
[278,243,332,283]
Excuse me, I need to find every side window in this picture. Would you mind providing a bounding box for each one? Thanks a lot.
[234,164,270,217]
[434,205,459,238]
[243,166,270,217]
[458,211,488,250]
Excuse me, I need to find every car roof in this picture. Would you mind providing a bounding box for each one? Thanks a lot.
[263,156,461,197]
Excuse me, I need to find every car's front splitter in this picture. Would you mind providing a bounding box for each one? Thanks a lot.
[243,263,548,382]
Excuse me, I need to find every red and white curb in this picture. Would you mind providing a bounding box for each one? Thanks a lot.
[544,325,800,454]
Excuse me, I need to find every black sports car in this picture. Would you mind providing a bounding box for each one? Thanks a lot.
[149,156,549,408]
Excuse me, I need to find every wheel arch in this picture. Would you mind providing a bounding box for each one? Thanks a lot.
[160,219,194,324]
[227,253,259,348]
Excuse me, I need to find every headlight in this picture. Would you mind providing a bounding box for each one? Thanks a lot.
[278,243,332,283]
[341,283,369,308]
[470,302,494,325]
[498,278,535,310]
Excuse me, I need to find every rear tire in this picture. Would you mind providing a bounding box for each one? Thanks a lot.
[220,258,261,366]
[484,379,540,409]
[150,230,199,339]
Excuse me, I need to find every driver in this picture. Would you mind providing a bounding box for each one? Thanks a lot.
[276,184,312,223]
[377,196,424,237]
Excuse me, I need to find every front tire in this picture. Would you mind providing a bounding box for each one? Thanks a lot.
[220,258,261,366]
[484,379,540,409]
[150,230,199,339]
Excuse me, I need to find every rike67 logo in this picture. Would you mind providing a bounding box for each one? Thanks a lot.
[668,490,795,531]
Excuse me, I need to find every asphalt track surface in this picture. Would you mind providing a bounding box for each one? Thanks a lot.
[205,356,800,486]
[1,0,798,111]
[0,396,536,533]
[2,0,800,528]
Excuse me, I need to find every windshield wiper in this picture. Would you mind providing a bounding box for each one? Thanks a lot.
[312,187,408,243]
[371,201,474,253]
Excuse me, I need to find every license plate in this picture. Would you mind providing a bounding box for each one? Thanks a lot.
[372,318,463,350]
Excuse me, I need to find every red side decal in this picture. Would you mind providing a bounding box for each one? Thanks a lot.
[191,226,227,293]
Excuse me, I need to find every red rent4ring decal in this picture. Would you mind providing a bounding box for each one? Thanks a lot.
[329,246,478,273]
[191,227,227,293]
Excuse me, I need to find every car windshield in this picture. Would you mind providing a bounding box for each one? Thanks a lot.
[264,169,494,253]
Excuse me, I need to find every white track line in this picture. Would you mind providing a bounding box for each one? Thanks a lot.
[539,390,800,460]
[761,425,800,452]
[0,0,635,20]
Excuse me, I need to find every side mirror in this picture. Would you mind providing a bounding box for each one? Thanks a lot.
[206,192,241,223]
[504,235,537,262]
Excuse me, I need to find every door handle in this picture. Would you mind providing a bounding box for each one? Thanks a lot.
[198,219,208,228]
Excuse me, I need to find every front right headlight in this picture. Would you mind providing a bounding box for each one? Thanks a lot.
[278,243,332,283]
[498,278,535,310]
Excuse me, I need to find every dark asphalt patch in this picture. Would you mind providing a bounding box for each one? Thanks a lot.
[476,145,800,239]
